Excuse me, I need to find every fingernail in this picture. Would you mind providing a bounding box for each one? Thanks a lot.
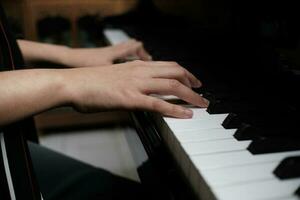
[183,109,193,118]
[203,98,210,107]
[196,80,202,87]
[193,80,202,88]
[198,97,209,107]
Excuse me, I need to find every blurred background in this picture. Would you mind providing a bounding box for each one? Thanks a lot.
[2,0,212,47]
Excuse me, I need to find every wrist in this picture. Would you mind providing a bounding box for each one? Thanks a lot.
[49,69,74,107]
[58,69,82,107]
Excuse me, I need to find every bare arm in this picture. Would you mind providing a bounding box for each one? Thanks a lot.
[0,60,208,127]
[17,39,151,67]
[17,40,69,65]
[0,69,68,126]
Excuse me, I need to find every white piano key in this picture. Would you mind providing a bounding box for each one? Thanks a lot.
[103,29,130,45]
[164,108,211,123]
[181,139,251,155]
[174,128,236,142]
[202,161,278,187]
[166,114,228,132]
[276,197,300,200]
[214,179,300,200]
[150,94,180,101]
[192,150,300,170]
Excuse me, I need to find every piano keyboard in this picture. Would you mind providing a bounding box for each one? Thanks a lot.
[103,28,300,200]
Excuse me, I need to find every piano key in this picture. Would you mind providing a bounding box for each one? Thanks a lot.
[296,186,300,197]
[233,123,256,140]
[174,128,236,142]
[214,179,300,200]
[206,99,228,114]
[191,150,300,170]
[232,110,299,129]
[222,113,242,129]
[274,156,300,179]
[151,94,180,101]
[207,99,257,114]
[168,131,241,184]
[201,162,278,187]
[248,138,300,154]
[103,28,141,61]
[163,108,211,124]
[234,123,300,141]
[103,28,130,45]
[279,197,300,200]
[150,94,190,105]
[181,139,251,155]
[165,114,228,132]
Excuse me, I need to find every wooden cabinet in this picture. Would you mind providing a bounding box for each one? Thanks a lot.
[21,0,137,46]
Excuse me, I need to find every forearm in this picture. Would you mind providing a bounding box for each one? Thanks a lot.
[17,39,152,68]
[0,69,69,126]
[17,40,70,65]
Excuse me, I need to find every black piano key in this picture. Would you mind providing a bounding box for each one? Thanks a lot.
[206,99,227,114]
[234,123,257,140]
[296,186,300,197]
[234,123,300,141]
[248,138,300,154]
[207,99,259,114]
[273,156,300,179]
[193,87,209,96]
[203,91,241,102]
[239,114,299,131]
[222,113,243,129]
[202,92,216,102]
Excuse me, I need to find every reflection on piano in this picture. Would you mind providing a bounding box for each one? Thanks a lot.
[104,0,300,199]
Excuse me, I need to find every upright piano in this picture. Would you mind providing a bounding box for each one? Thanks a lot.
[103,0,300,200]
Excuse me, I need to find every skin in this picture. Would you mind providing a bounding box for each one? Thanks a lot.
[0,40,208,127]
[17,39,152,67]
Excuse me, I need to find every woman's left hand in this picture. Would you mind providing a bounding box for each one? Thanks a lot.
[63,39,152,67]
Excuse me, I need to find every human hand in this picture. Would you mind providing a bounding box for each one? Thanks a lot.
[63,40,152,67]
[64,60,208,118]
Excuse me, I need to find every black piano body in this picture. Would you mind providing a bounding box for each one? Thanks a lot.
[103,0,300,200]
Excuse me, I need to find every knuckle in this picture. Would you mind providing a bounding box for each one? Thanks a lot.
[150,99,162,111]
[123,91,139,108]
[137,41,143,46]
[177,68,187,77]
[170,104,178,114]
[169,79,181,90]
[128,39,136,43]
[169,61,180,68]
[132,60,145,66]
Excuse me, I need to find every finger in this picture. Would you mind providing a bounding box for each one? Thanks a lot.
[114,40,152,61]
[185,70,202,88]
[113,40,138,58]
[151,67,192,88]
[136,44,152,61]
[144,61,202,88]
[142,63,193,88]
[141,79,209,107]
[137,95,194,118]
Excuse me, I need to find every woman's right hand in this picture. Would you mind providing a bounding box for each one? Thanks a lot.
[64,60,209,118]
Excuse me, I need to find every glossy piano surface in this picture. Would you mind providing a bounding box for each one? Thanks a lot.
[103,0,300,199]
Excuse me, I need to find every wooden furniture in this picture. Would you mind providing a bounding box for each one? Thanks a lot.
[22,0,137,46]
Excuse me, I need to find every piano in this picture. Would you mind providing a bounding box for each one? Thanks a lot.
[103,0,300,200]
